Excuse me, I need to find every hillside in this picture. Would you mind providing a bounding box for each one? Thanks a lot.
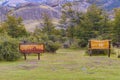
[1,0,120,31]
[1,0,120,10]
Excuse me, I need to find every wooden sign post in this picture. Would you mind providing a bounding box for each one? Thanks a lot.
[89,40,111,57]
[19,43,45,60]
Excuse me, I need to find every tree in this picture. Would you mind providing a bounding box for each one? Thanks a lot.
[113,8,120,43]
[99,11,112,39]
[86,4,104,36]
[60,3,77,44]
[31,13,61,53]
[1,15,28,38]
[81,4,109,38]
[41,13,55,35]
[74,4,110,47]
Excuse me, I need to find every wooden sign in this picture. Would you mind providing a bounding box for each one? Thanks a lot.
[89,40,111,57]
[19,44,44,53]
[19,43,45,60]
[90,40,110,49]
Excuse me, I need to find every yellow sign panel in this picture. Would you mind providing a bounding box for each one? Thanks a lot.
[19,44,44,53]
[90,40,110,49]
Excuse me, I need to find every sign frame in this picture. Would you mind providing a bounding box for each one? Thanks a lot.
[89,40,111,57]
[19,43,45,60]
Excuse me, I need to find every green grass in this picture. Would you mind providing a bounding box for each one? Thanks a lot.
[0,49,120,80]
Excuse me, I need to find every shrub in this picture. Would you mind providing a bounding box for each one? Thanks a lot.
[69,39,81,49]
[85,48,115,56]
[0,53,4,61]
[48,35,58,42]
[45,41,60,53]
[78,39,88,48]
[0,36,21,61]
[117,51,120,58]
[90,50,108,55]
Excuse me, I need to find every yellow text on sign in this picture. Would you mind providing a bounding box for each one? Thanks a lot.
[90,40,110,49]
[20,44,44,51]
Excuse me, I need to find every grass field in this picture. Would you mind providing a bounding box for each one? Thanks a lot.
[0,49,120,80]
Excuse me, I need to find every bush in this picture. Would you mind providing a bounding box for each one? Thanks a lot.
[85,48,115,56]
[0,36,21,61]
[45,41,60,53]
[69,39,81,49]
[78,39,88,48]
[90,50,108,55]
[0,53,4,61]
[48,35,58,42]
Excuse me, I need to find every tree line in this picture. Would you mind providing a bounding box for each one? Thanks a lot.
[0,3,120,61]
[59,3,120,47]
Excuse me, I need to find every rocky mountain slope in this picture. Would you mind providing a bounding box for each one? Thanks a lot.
[0,0,120,31]
[1,0,120,10]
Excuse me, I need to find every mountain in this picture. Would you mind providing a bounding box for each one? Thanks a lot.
[1,0,120,31]
[1,0,120,10]
[13,3,60,31]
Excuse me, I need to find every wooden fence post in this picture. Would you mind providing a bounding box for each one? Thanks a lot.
[108,41,111,57]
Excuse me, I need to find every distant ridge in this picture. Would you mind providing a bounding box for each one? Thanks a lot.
[1,0,120,31]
